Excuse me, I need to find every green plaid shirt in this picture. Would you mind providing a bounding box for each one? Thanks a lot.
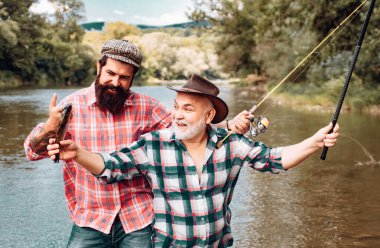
[99,126,283,247]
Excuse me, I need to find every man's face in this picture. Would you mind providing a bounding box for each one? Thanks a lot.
[95,58,135,114]
[171,93,215,140]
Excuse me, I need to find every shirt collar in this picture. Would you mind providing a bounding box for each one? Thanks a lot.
[205,125,219,151]
[87,82,97,106]
[87,82,135,107]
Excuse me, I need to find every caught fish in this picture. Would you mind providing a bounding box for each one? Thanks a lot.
[54,103,72,163]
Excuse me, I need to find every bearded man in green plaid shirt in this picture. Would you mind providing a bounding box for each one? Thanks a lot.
[47,74,339,247]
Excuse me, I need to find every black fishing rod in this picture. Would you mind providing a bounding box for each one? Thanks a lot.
[321,0,376,160]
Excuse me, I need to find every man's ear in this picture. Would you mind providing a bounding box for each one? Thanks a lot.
[205,108,216,124]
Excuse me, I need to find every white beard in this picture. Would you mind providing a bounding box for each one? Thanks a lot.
[173,118,207,140]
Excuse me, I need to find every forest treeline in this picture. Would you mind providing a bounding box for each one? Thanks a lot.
[0,0,95,87]
[1,0,379,109]
[190,0,380,110]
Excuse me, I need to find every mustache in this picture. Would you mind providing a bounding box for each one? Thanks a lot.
[173,119,188,126]
[95,73,127,94]
[102,84,125,93]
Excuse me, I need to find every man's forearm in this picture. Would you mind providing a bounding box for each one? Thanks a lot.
[281,123,338,169]
[281,137,320,170]
[75,147,105,176]
[29,125,56,154]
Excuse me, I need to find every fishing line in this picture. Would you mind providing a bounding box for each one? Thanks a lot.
[216,0,369,148]
[259,3,366,116]
[341,134,376,162]
[339,133,380,166]
[253,0,368,112]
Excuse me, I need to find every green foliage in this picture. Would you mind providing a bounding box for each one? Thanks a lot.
[83,27,224,82]
[104,21,141,40]
[0,19,19,45]
[131,31,223,81]
[0,0,96,87]
[0,70,22,87]
[190,0,261,77]
[82,22,141,56]
[190,0,380,105]
[1,0,378,111]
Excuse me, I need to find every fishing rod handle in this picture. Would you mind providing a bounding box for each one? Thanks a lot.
[320,147,329,160]
[320,131,334,160]
[249,105,258,114]
[320,120,337,160]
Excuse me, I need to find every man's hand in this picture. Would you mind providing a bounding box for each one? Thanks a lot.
[30,94,64,153]
[47,138,79,161]
[48,138,105,175]
[229,110,251,134]
[45,94,63,132]
[282,122,340,169]
[312,122,339,148]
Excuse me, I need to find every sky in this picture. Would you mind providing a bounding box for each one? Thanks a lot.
[30,0,194,26]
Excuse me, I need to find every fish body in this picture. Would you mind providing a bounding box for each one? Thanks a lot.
[54,103,72,163]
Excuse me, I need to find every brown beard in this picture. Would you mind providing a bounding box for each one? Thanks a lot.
[95,77,130,115]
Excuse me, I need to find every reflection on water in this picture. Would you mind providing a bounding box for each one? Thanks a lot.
[0,86,379,247]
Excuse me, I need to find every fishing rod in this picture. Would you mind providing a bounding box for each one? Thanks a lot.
[216,0,369,149]
[321,0,376,160]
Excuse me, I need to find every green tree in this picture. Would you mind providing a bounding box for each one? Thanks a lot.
[190,0,379,87]
[308,0,379,86]
[0,0,47,84]
[0,0,96,87]
[190,0,261,77]
[50,0,85,42]
[104,21,141,40]
[127,31,223,82]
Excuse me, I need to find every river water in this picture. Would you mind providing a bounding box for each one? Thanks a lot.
[0,86,379,248]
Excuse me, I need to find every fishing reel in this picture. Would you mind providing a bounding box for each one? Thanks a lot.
[247,105,270,137]
[216,105,270,149]
[249,115,270,137]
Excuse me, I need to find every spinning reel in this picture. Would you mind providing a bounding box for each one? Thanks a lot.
[216,105,270,148]
[249,115,270,137]
[248,105,270,137]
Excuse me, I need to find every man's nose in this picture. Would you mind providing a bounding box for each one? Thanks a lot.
[173,110,184,119]
[111,76,121,87]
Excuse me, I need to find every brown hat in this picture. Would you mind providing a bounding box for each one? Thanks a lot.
[166,74,228,124]
[101,39,142,68]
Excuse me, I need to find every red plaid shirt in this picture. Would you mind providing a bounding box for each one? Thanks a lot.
[24,83,171,234]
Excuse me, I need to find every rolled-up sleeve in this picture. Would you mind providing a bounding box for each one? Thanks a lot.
[239,136,284,173]
[96,138,151,184]
[24,101,71,161]
[24,123,49,160]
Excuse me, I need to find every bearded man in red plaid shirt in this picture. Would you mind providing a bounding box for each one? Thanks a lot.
[47,74,339,247]
[24,40,251,247]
